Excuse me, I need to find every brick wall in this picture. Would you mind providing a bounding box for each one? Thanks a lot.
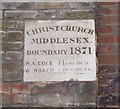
[97,2,119,108]
[1,2,119,108]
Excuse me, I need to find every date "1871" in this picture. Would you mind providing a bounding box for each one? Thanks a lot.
[70,47,92,55]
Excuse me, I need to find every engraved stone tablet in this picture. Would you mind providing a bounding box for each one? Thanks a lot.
[24,20,96,81]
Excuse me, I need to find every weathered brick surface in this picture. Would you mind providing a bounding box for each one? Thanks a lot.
[43,2,67,9]
[2,61,22,74]
[12,83,29,94]
[5,11,38,19]
[2,42,23,51]
[0,3,2,9]
[0,31,6,39]
[3,73,22,82]
[97,2,119,108]
[2,21,15,29]
[59,10,94,19]
[1,51,5,61]
[16,2,35,10]
[98,16,118,25]
[0,11,2,19]
[98,45,118,54]
[1,2,119,108]
[2,84,11,94]
[97,25,113,33]
[43,10,57,19]
[5,51,23,61]
[34,2,68,10]
[98,55,118,64]
[16,21,24,30]
[2,94,14,105]
[34,3,47,9]
[78,2,95,10]
[5,31,22,41]
[1,2,97,107]
[0,21,2,31]
[2,2,16,9]
[98,73,117,86]
[99,65,118,74]
[13,94,28,104]
[68,2,78,9]
[98,36,118,43]
[29,82,96,106]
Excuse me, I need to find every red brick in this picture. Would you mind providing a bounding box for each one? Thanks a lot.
[118,37,120,43]
[98,83,118,96]
[12,83,29,93]
[0,84,1,93]
[98,16,118,25]
[112,6,118,15]
[2,84,11,94]
[98,74,117,86]
[98,95,118,107]
[100,7,113,15]
[99,65,118,74]
[98,3,119,17]
[118,55,120,64]
[98,36,117,43]
[118,45,120,53]
[98,55,118,64]
[97,45,118,54]
[97,26,113,33]
[98,85,106,96]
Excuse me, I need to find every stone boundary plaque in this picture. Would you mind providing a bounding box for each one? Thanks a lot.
[24,20,96,81]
